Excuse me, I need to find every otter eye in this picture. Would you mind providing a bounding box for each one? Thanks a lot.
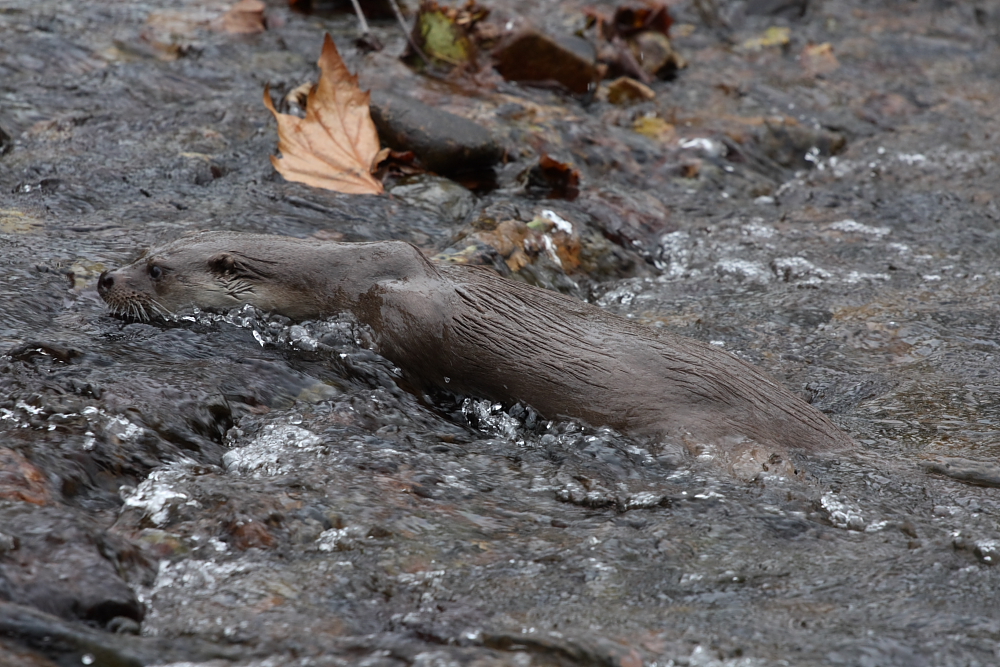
[148,265,163,280]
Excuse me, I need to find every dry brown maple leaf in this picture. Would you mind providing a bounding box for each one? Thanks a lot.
[264,34,384,195]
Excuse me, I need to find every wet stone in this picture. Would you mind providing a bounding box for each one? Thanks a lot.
[771,256,832,285]
[974,540,1000,566]
[0,532,17,553]
[388,174,475,223]
[745,0,809,18]
[6,0,1000,664]
[107,616,141,635]
[0,124,12,156]
[576,185,675,252]
[0,504,147,627]
[627,31,682,79]
[0,601,144,667]
[492,29,599,94]
[758,120,846,170]
[482,630,641,667]
[370,91,503,175]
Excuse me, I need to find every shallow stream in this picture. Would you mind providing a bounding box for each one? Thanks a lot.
[2,1,1000,665]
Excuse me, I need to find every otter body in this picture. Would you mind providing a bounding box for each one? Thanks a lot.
[98,232,853,454]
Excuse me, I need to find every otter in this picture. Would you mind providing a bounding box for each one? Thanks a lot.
[98,232,853,457]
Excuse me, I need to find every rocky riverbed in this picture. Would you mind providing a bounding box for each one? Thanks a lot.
[2,0,1000,665]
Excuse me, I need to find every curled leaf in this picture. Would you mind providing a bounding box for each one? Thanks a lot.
[613,2,673,38]
[264,34,384,195]
[527,155,581,200]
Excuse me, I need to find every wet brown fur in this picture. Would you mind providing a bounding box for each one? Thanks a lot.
[98,232,854,457]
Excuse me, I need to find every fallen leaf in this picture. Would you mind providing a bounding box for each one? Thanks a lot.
[412,1,475,66]
[0,447,50,505]
[281,81,313,115]
[264,34,384,195]
[0,209,43,234]
[227,519,276,550]
[605,76,656,104]
[407,0,491,67]
[619,648,644,667]
[613,3,673,38]
[142,9,210,60]
[372,148,425,180]
[632,115,675,141]
[222,0,267,35]
[584,3,681,84]
[436,215,582,274]
[740,26,790,51]
[527,155,580,200]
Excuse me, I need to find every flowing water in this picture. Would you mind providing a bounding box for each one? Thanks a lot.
[2,0,1000,665]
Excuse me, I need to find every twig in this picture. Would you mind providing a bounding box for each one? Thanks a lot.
[385,0,431,65]
[347,0,371,35]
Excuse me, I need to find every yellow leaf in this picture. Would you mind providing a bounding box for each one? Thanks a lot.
[740,26,790,51]
[264,34,384,195]
[633,116,676,141]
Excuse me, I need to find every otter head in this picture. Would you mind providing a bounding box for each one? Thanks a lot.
[98,234,283,321]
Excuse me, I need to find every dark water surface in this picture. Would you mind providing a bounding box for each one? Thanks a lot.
[2,0,1000,665]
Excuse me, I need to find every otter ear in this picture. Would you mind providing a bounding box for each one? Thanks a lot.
[207,252,274,280]
[208,253,239,275]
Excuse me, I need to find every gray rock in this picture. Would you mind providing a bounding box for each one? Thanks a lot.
[370,91,503,175]
[0,124,11,156]
[0,601,143,667]
[759,120,846,169]
[0,504,147,627]
[388,174,474,222]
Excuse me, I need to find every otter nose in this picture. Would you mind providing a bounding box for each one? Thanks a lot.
[97,271,115,295]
